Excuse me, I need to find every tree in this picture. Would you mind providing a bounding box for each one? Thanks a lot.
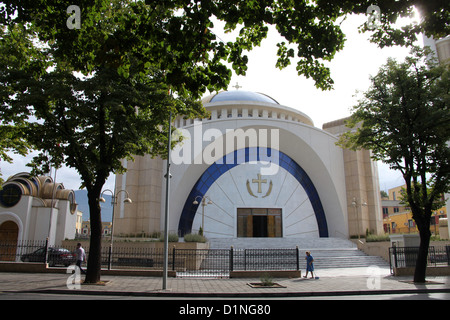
[0,22,31,185]
[357,0,449,47]
[339,47,450,283]
[0,1,208,283]
[0,125,29,185]
[1,1,448,283]
[2,1,447,93]
[398,185,446,213]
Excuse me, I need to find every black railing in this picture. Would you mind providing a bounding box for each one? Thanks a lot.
[175,248,300,277]
[389,246,450,273]
[0,240,47,263]
[232,248,299,271]
[0,241,302,277]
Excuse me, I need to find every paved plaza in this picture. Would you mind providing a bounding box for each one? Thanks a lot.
[0,266,449,298]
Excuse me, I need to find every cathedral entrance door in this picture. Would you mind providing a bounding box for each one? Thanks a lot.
[0,221,19,261]
[237,208,282,238]
[252,216,268,237]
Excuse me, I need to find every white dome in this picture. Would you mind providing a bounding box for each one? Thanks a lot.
[200,90,314,127]
[202,90,279,105]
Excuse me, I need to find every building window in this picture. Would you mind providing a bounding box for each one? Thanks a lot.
[0,184,22,208]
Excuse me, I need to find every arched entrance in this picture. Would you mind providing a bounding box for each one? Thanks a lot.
[0,221,19,261]
[178,147,328,237]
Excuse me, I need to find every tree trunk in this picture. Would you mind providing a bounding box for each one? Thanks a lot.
[414,226,431,283]
[84,188,103,283]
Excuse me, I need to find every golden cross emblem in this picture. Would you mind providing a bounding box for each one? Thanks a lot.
[246,174,273,198]
[252,173,267,193]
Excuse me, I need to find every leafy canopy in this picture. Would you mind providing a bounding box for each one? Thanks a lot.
[1,0,448,283]
[339,46,450,224]
[4,0,446,94]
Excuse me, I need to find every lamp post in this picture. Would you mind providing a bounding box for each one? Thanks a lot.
[162,111,173,291]
[193,196,213,236]
[351,197,367,240]
[100,189,132,270]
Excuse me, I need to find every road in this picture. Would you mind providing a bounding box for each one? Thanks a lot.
[1,291,449,300]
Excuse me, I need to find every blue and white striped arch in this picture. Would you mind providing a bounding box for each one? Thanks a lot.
[177,147,329,237]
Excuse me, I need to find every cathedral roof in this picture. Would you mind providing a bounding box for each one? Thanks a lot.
[202,90,279,105]
[198,90,314,126]
[0,172,77,212]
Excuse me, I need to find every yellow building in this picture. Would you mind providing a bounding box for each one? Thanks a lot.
[75,210,83,237]
[382,185,447,235]
[80,220,113,238]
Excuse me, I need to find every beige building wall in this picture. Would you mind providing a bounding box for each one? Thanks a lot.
[435,35,450,64]
[431,35,450,237]
[323,118,383,237]
[113,155,163,236]
[113,92,385,240]
[114,118,384,239]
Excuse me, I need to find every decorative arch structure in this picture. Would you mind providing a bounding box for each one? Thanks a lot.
[178,147,328,237]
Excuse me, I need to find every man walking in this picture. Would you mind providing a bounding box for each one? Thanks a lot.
[75,243,86,274]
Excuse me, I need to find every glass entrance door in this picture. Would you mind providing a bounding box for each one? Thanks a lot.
[252,216,268,237]
[237,208,282,237]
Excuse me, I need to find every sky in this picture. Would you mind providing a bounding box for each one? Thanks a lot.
[1,11,421,193]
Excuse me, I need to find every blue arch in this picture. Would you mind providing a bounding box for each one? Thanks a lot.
[178,147,328,237]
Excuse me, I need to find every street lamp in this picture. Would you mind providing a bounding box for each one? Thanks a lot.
[351,197,367,240]
[100,189,132,270]
[162,111,173,291]
[193,196,213,236]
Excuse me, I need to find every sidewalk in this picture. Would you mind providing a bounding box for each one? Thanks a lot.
[1,267,449,298]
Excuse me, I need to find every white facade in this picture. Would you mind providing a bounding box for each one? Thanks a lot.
[0,173,78,247]
[114,91,383,240]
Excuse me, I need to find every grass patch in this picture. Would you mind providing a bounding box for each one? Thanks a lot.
[366,233,390,242]
[183,233,208,243]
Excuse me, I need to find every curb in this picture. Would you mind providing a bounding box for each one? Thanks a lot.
[16,287,450,298]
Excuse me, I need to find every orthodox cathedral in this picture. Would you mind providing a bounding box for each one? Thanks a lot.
[113,89,383,242]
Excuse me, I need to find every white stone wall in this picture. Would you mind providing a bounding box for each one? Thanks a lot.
[167,114,348,238]
[191,164,319,238]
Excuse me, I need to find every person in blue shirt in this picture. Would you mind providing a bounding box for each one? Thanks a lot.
[304,251,314,279]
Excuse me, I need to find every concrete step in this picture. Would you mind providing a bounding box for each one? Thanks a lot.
[208,237,357,249]
[206,238,389,270]
[301,251,389,269]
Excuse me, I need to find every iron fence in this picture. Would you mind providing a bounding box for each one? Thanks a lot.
[176,249,231,277]
[0,241,302,277]
[0,240,48,262]
[389,246,450,273]
[232,248,299,271]
[0,240,167,268]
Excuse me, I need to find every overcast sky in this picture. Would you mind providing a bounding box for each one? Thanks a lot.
[1,12,421,193]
